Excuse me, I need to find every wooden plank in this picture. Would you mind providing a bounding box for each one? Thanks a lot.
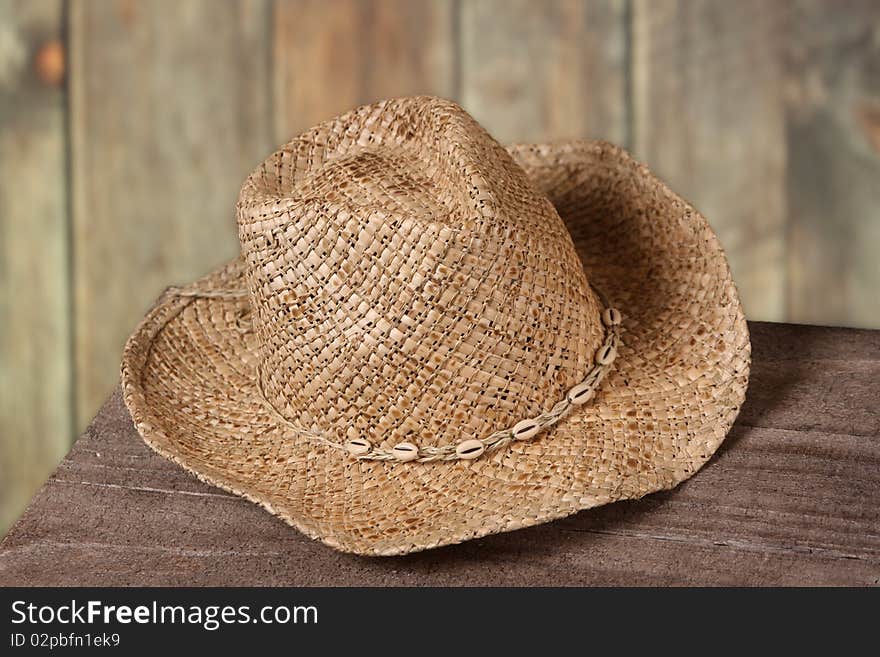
[630,0,788,322]
[0,0,70,536]
[738,323,880,437]
[459,0,628,144]
[69,0,273,429]
[785,0,880,328]
[273,0,456,141]
[1,323,877,586]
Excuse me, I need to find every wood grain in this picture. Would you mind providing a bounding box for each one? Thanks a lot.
[1,322,877,586]
[459,0,628,144]
[0,0,70,536]
[273,0,456,142]
[631,0,788,322]
[68,0,273,430]
[785,0,880,328]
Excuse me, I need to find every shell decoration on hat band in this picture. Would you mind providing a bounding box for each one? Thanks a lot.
[168,283,623,464]
[262,291,622,463]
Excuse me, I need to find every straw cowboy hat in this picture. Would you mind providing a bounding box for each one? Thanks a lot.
[121,96,750,556]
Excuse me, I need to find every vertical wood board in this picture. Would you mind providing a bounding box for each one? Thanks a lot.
[460,0,629,144]
[631,0,789,321]
[785,0,880,327]
[273,0,457,142]
[69,0,273,428]
[0,0,70,536]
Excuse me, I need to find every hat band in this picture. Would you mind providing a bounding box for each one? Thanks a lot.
[168,284,621,464]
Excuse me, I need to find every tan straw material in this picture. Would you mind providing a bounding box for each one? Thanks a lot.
[121,96,750,556]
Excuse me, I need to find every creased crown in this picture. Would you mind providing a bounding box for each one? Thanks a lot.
[236,97,604,451]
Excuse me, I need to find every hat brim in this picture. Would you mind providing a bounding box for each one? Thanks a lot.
[121,141,750,556]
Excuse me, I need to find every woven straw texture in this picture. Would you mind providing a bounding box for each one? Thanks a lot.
[121,97,750,556]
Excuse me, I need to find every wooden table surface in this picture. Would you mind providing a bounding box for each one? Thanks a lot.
[1,321,877,586]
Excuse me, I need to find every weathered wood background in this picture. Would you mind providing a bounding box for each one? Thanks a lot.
[1,0,879,537]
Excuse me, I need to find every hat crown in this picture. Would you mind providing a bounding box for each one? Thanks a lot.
[236,97,604,451]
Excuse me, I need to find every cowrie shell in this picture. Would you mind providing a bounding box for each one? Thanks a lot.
[511,418,541,441]
[345,438,371,456]
[597,344,617,365]
[602,307,622,327]
[455,439,485,460]
[392,442,419,461]
[567,382,596,405]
